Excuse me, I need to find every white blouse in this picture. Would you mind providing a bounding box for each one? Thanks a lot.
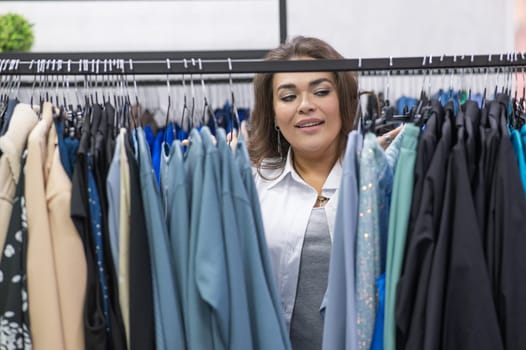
[253,149,342,328]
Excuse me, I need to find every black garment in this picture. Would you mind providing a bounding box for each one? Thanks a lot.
[95,103,127,350]
[0,98,19,136]
[396,105,453,350]
[105,103,116,174]
[0,155,32,349]
[488,94,526,350]
[125,132,155,350]
[484,99,504,294]
[462,100,481,188]
[71,112,107,350]
[424,108,502,350]
[473,103,497,235]
[405,99,444,247]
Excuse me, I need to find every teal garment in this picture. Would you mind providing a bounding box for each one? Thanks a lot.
[383,124,421,350]
[511,129,526,197]
[184,129,215,350]
[219,131,291,350]
[215,129,256,349]
[322,131,362,350]
[194,127,231,349]
[137,127,186,350]
[235,137,291,349]
[160,139,191,340]
[355,132,393,350]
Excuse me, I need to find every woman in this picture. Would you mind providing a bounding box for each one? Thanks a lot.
[248,36,399,349]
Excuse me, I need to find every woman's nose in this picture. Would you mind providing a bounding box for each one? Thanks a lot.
[298,94,316,114]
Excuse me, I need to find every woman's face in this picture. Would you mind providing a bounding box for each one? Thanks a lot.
[272,69,342,159]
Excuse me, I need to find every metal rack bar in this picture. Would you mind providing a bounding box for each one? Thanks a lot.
[0,52,524,75]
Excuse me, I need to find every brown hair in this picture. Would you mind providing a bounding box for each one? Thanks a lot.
[247,36,358,173]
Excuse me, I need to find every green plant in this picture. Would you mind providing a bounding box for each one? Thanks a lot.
[0,13,34,52]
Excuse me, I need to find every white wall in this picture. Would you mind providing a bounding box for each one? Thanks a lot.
[0,0,515,57]
[0,0,280,51]
[287,0,515,58]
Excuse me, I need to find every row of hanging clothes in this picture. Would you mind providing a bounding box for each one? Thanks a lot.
[0,54,525,350]
[323,64,526,350]
[0,59,291,350]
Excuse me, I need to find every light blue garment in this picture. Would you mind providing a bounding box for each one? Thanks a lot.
[322,131,362,350]
[137,127,186,350]
[235,137,292,349]
[160,139,191,341]
[184,129,215,350]
[371,274,386,350]
[355,132,393,350]
[384,125,405,171]
[511,129,526,197]
[106,132,121,273]
[215,129,255,349]
[383,124,421,350]
[195,127,230,349]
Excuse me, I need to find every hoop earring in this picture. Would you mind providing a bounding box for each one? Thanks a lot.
[275,124,283,157]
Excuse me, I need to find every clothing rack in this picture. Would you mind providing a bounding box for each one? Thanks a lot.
[0,51,525,76]
[0,50,526,75]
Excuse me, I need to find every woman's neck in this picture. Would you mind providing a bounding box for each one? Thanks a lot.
[292,150,339,195]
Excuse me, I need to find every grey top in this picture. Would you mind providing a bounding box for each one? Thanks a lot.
[290,207,331,350]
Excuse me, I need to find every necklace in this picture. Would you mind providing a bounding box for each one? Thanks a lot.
[315,195,330,207]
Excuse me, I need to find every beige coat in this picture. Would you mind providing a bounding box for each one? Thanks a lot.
[46,119,87,350]
[25,102,66,350]
[0,104,38,257]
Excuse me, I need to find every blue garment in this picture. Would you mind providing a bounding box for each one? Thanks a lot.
[184,129,215,349]
[396,96,418,116]
[175,122,189,142]
[470,92,483,109]
[55,119,79,180]
[137,127,186,350]
[189,126,230,349]
[0,98,19,136]
[160,139,191,340]
[165,124,175,146]
[511,129,526,197]
[370,274,385,350]
[143,125,155,155]
[152,128,164,186]
[322,131,362,350]
[355,132,393,350]
[213,129,253,349]
[235,136,291,349]
[87,159,111,336]
[434,89,460,115]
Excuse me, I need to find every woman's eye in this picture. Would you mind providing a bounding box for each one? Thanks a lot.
[280,94,296,102]
[314,89,330,97]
